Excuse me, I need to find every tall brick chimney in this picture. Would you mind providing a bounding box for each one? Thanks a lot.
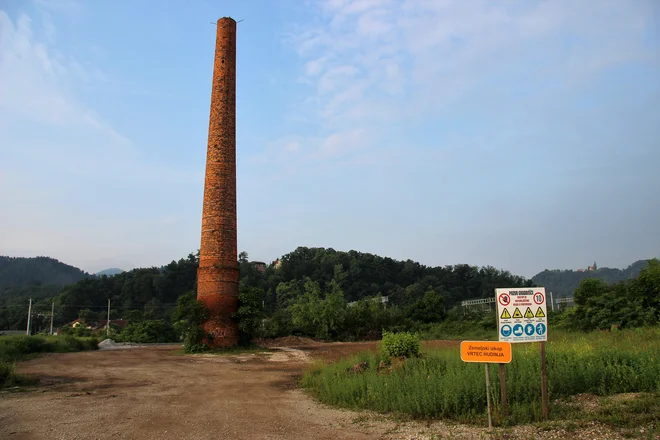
[197,17,239,348]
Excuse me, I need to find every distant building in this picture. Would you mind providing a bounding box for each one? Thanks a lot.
[57,318,127,335]
[271,259,282,269]
[577,261,597,272]
[251,261,266,273]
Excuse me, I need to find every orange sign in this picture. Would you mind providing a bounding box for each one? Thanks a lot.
[460,341,512,363]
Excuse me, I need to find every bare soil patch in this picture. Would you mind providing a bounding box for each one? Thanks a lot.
[0,342,641,440]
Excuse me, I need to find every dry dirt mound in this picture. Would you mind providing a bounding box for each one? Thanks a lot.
[254,336,322,348]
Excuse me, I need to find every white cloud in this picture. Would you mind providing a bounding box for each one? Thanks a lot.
[317,128,367,158]
[286,0,657,148]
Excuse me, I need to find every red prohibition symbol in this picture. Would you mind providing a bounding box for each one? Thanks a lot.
[499,293,511,306]
[534,292,545,305]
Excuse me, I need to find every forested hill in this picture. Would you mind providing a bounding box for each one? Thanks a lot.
[532,259,652,298]
[0,247,534,329]
[0,256,92,291]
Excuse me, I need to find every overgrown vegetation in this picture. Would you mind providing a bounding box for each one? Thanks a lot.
[0,335,99,388]
[301,328,660,425]
[171,291,211,353]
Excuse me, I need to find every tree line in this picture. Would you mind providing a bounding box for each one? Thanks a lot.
[1,247,533,340]
[554,259,660,331]
[2,247,657,342]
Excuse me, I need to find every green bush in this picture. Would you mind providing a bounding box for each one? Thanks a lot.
[380,330,420,358]
[59,324,95,338]
[183,326,210,354]
[115,320,178,343]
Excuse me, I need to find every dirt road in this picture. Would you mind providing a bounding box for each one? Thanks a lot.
[0,342,635,440]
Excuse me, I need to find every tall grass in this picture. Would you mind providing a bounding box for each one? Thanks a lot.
[0,335,99,387]
[301,328,660,424]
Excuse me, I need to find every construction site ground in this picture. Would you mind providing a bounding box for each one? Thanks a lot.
[0,339,639,440]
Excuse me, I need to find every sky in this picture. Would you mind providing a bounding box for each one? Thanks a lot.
[0,0,659,278]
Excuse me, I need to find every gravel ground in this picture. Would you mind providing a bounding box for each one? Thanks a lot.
[0,343,652,439]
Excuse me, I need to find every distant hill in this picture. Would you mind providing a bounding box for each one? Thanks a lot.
[532,259,652,298]
[96,268,124,276]
[0,256,92,291]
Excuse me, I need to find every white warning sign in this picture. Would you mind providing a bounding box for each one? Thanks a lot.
[496,287,547,344]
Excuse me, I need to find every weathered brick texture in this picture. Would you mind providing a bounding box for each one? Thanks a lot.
[197,17,239,348]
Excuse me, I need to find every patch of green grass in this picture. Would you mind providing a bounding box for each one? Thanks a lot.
[592,393,660,437]
[301,328,660,426]
[0,335,99,388]
[547,393,660,438]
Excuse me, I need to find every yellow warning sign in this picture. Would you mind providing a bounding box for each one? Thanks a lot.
[535,307,545,318]
[512,307,523,318]
[524,307,534,318]
[500,308,511,319]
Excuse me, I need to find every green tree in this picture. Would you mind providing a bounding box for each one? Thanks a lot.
[233,286,266,342]
[171,291,210,352]
[407,290,446,324]
[318,280,346,339]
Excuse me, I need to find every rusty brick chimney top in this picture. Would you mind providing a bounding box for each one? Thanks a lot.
[196,15,239,348]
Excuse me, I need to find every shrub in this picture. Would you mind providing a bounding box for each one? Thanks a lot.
[380,330,420,358]
[171,291,212,352]
[115,320,178,343]
[183,326,210,354]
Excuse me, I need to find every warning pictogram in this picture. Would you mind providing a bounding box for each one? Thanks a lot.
[535,307,545,318]
[500,308,511,319]
[512,307,523,318]
[524,307,534,318]
[498,293,510,306]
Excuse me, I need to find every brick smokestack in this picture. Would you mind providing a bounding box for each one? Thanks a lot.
[197,17,239,348]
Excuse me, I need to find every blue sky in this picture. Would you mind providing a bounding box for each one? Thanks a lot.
[1,0,659,278]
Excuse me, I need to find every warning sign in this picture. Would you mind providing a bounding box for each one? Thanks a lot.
[496,287,547,344]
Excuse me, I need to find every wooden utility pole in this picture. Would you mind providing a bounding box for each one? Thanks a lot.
[499,364,508,418]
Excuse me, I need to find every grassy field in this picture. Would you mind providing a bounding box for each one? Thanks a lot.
[0,335,99,387]
[301,328,660,430]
